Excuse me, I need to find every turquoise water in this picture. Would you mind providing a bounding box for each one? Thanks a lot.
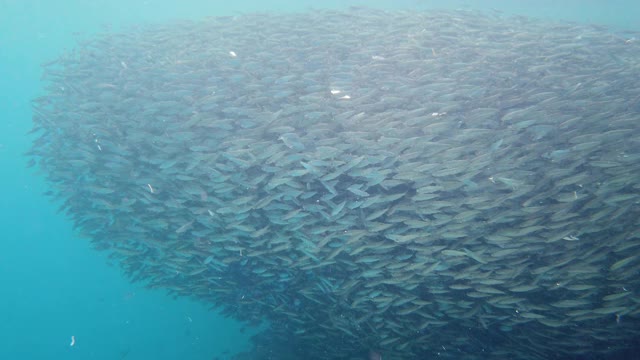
[1,1,638,359]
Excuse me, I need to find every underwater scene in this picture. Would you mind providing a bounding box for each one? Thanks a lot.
[2,1,640,359]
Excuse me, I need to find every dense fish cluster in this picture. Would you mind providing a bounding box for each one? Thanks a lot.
[29,7,640,359]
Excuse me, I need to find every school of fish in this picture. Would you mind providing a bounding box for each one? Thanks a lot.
[28,7,640,360]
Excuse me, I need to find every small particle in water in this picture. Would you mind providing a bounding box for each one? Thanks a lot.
[70,335,76,347]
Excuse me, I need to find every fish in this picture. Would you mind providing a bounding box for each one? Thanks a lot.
[29,7,640,360]
[278,133,305,151]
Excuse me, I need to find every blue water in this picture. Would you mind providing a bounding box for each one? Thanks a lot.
[1,1,637,359]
